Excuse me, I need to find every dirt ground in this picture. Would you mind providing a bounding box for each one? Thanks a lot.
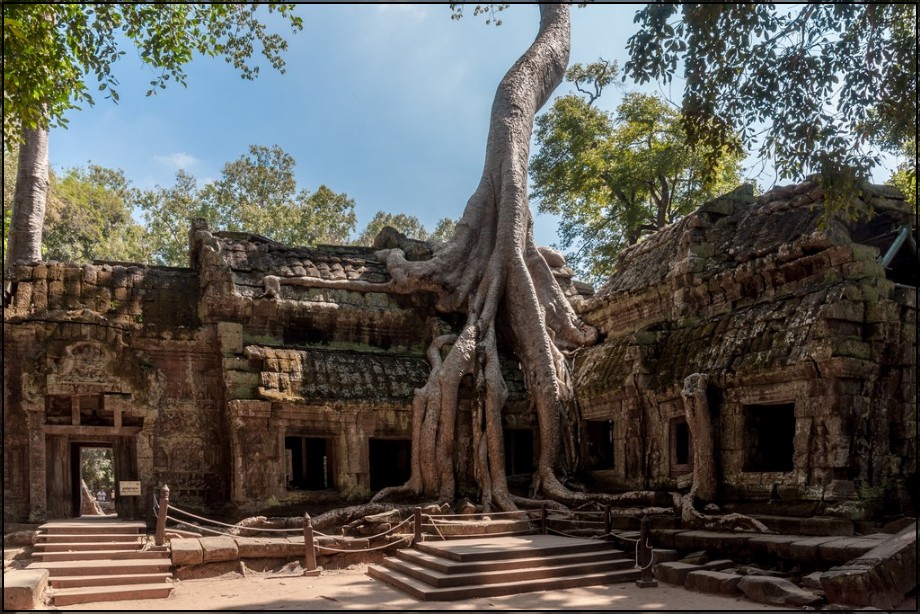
[43,563,789,611]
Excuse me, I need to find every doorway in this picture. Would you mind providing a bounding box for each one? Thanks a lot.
[72,445,116,517]
[70,444,116,517]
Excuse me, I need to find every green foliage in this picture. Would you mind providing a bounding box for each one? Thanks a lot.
[355,212,457,246]
[80,447,114,492]
[625,4,917,215]
[887,140,917,211]
[137,170,215,267]
[428,218,457,243]
[2,139,16,263]
[449,3,511,26]
[43,164,149,264]
[532,63,742,283]
[140,145,357,266]
[3,3,303,150]
[356,212,429,246]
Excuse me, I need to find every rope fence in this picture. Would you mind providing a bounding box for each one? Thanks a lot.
[152,483,658,585]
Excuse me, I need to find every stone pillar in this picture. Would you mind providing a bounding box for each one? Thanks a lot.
[26,409,46,522]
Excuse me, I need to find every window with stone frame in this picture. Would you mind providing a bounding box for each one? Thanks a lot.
[669,416,692,475]
[368,438,411,492]
[284,435,334,490]
[743,403,795,472]
[585,419,614,470]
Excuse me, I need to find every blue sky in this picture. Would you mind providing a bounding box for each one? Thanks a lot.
[46,4,670,248]
[47,4,902,249]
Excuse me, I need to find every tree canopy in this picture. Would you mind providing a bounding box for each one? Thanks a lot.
[531,61,742,282]
[140,145,358,266]
[44,164,148,264]
[2,3,303,149]
[355,212,456,247]
[624,4,916,213]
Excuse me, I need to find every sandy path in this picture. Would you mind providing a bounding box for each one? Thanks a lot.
[45,564,785,611]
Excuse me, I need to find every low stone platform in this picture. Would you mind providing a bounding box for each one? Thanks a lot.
[650,528,889,565]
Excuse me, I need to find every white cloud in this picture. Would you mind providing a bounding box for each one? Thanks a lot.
[154,152,200,170]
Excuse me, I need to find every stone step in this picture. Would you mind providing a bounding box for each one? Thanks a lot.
[33,549,168,562]
[36,533,145,543]
[421,519,534,538]
[383,553,636,588]
[50,572,172,588]
[39,521,146,535]
[35,541,143,552]
[415,535,616,562]
[396,547,624,575]
[750,515,854,537]
[51,582,172,606]
[27,558,172,576]
[367,564,640,601]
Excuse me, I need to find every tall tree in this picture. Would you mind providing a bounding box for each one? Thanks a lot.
[43,164,148,264]
[200,144,357,248]
[625,4,916,215]
[2,3,302,274]
[532,63,742,282]
[356,212,431,246]
[137,171,216,267]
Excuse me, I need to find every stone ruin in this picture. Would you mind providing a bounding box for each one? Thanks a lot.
[3,179,916,535]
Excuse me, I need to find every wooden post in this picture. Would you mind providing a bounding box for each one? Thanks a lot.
[154,484,169,546]
[413,507,422,545]
[303,513,317,573]
[635,514,658,588]
[540,503,547,535]
[604,504,611,536]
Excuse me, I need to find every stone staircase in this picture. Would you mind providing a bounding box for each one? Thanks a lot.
[26,518,172,606]
[368,534,640,600]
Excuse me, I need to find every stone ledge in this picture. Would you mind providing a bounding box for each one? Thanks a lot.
[3,568,49,610]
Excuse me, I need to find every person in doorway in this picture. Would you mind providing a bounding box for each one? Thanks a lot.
[96,489,106,502]
[110,489,115,501]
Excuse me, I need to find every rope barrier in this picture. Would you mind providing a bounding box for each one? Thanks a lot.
[167,504,302,533]
[315,535,411,554]
[422,515,447,541]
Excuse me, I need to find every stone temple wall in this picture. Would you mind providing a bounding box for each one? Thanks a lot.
[574,182,917,518]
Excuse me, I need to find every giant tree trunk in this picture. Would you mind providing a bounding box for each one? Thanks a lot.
[6,126,49,277]
[367,5,609,510]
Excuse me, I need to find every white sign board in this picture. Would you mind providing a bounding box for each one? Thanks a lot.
[119,481,142,496]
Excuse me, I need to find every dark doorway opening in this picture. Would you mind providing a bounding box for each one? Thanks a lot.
[503,429,535,476]
[585,420,614,470]
[669,417,692,475]
[285,436,334,490]
[743,404,795,472]
[368,438,411,492]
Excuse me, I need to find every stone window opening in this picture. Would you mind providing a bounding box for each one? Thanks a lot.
[669,417,693,475]
[585,420,614,470]
[368,438,411,492]
[284,436,334,491]
[743,403,795,472]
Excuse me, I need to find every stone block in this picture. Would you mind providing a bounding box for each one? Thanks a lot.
[171,538,203,566]
[656,561,705,585]
[685,570,742,595]
[738,575,823,608]
[786,536,844,562]
[235,537,304,559]
[3,568,49,610]
[199,536,239,563]
[821,522,917,610]
[817,538,882,563]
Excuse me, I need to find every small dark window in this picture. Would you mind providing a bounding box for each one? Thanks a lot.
[369,438,411,491]
[743,404,795,472]
[285,436,334,490]
[504,429,535,476]
[670,417,692,475]
[586,420,614,470]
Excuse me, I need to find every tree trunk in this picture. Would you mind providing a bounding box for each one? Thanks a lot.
[680,373,717,501]
[6,126,49,276]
